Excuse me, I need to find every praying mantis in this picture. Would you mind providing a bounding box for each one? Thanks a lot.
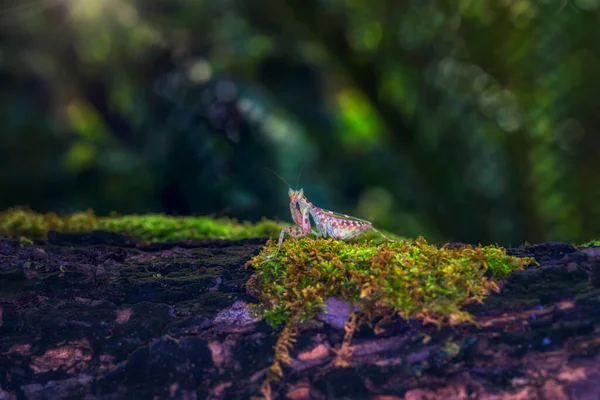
[269,169,395,256]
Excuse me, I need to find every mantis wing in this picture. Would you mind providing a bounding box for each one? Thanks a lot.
[318,209,373,225]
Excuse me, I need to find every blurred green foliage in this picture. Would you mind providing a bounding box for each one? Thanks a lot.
[1,0,600,246]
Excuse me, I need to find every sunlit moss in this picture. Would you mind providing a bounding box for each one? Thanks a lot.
[0,207,290,242]
[579,240,600,247]
[245,236,535,395]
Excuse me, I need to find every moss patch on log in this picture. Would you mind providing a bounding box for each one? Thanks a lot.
[244,236,536,396]
[0,207,288,242]
[580,239,600,247]
[247,236,535,327]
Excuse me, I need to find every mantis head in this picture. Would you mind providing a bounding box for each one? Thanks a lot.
[288,188,305,204]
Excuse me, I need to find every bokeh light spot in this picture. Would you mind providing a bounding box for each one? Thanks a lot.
[187,59,212,83]
[66,100,108,142]
[497,107,522,132]
[69,0,104,21]
[337,88,381,148]
[65,142,96,172]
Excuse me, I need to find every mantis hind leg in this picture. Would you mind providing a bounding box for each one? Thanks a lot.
[371,228,395,242]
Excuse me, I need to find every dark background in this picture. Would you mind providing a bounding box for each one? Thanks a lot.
[1,0,599,246]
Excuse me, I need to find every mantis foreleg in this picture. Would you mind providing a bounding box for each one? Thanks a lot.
[290,202,303,225]
[276,206,312,254]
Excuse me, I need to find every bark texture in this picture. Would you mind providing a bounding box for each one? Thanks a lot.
[0,233,599,399]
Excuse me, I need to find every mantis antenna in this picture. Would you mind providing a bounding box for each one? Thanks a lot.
[266,163,305,190]
[295,164,304,190]
[265,167,292,189]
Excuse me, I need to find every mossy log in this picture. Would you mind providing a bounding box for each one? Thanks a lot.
[0,231,599,399]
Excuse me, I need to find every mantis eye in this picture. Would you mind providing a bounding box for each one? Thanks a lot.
[299,188,304,197]
[288,188,293,198]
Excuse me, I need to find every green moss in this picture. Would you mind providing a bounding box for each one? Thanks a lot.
[246,236,534,328]
[245,236,535,395]
[0,207,291,242]
[19,236,34,246]
[579,239,600,247]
